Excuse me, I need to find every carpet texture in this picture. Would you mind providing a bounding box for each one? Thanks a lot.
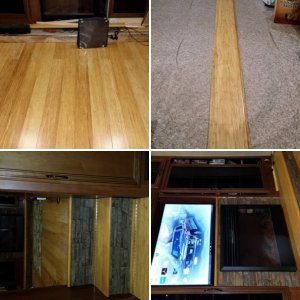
[235,0,300,148]
[151,0,216,149]
[152,0,300,149]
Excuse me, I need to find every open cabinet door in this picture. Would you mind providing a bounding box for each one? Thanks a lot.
[32,197,72,287]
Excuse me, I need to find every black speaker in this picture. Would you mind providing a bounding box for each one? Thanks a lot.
[77,17,109,49]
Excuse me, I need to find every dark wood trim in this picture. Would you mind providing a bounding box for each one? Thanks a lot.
[24,0,42,23]
[151,157,168,189]
[0,179,148,198]
[151,286,291,299]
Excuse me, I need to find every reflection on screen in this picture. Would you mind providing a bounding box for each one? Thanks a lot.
[151,204,214,286]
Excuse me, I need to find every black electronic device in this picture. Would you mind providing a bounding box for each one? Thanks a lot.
[77,17,109,49]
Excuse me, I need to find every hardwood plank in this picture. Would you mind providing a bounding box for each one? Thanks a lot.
[208,0,249,149]
[0,43,38,148]
[109,43,148,148]
[18,43,56,148]
[0,41,148,149]
[88,49,114,148]
[274,152,300,282]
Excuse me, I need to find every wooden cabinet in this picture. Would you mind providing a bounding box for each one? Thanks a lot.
[151,157,167,189]
[290,288,300,300]
[0,152,148,197]
[152,287,290,299]
[0,0,41,24]
[155,156,277,196]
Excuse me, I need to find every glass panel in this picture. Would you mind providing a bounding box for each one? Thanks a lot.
[41,0,106,19]
[0,1,24,14]
[167,167,263,189]
[112,0,147,13]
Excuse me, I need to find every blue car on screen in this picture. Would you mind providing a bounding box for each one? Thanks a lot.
[171,217,203,270]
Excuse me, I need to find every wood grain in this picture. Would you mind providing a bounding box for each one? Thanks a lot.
[130,198,149,300]
[0,41,148,149]
[34,197,71,287]
[274,152,300,282]
[208,0,249,149]
[293,152,300,171]
[94,198,112,297]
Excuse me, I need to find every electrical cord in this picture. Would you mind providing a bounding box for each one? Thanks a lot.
[120,26,149,46]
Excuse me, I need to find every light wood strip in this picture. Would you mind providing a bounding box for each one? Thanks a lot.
[130,198,149,300]
[109,43,148,148]
[18,43,55,148]
[208,0,249,149]
[30,22,126,29]
[274,152,300,282]
[0,44,38,148]
[94,198,112,297]
[293,152,300,171]
[32,197,71,287]
[67,197,72,287]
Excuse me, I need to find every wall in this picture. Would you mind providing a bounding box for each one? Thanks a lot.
[110,198,133,295]
[32,201,42,283]
[94,198,112,297]
[71,197,96,286]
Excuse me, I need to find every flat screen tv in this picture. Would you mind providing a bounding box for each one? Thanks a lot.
[220,205,296,271]
[151,204,214,286]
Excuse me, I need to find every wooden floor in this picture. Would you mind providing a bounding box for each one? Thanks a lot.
[0,40,148,149]
[208,0,249,148]
[0,285,138,300]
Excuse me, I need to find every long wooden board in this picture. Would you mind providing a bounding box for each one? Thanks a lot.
[130,198,149,300]
[208,0,249,148]
[274,152,300,281]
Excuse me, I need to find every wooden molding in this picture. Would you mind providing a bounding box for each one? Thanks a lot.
[273,152,300,282]
[130,198,149,300]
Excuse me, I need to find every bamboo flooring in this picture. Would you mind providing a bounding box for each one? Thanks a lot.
[208,0,249,149]
[0,41,148,149]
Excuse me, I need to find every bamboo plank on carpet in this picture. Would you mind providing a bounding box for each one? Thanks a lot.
[208,0,249,149]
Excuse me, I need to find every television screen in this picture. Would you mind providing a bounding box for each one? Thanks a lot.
[151,204,214,286]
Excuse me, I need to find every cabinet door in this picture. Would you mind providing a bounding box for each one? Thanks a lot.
[0,0,41,24]
[0,152,147,197]
[0,152,139,184]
